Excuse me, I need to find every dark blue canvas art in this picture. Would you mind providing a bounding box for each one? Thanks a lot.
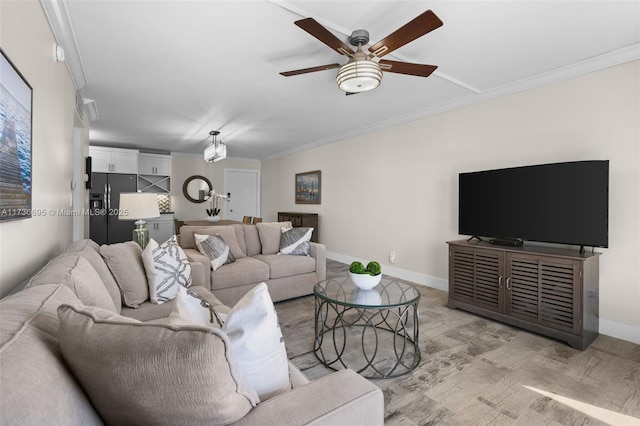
[0,49,32,221]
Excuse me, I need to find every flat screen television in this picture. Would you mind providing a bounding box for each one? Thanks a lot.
[458,160,609,249]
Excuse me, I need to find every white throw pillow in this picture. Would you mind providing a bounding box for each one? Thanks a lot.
[142,236,192,304]
[279,227,313,255]
[223,283,291,401]
[194,233,235,271]
[168,282,290,401]
[169,286,225,327]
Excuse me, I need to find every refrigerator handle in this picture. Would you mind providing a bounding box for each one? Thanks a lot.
[107,184,112,211]
[103,184,109,224]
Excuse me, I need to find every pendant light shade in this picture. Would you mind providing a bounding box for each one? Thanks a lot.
[204,130,227,162]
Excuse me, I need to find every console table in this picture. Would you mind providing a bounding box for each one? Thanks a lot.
[277,212,319,242]
[447,240,599,350]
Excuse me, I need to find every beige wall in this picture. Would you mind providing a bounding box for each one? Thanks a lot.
[0,1,79,297]
[171,153,260,221]
[262,61,640,343]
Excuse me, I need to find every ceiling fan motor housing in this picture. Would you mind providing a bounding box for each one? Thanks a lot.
[349,29,370,47]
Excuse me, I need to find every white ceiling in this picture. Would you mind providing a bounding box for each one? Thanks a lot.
[52,1,640,160]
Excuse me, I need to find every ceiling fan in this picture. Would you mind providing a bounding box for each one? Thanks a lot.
[280,10,443,94]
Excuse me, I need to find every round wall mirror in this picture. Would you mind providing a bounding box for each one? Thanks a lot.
[182,175,212,203]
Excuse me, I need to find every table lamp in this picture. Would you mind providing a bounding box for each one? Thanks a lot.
[118,192,160,248]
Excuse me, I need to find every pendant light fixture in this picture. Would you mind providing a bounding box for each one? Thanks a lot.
[204,130,227,163]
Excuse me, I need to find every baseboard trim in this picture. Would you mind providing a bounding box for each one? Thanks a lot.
[599,318,640,345]
[326,251,448,292]
[326,251,639,346]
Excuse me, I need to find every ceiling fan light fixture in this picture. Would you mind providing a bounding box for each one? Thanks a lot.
[336,59,382,93]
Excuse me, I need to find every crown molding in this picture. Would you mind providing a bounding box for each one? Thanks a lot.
[40,0,87,89]
[265,44,640,161]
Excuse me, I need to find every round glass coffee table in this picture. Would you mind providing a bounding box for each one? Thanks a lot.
[313,276,421,378]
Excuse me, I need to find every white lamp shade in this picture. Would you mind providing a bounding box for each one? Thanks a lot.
[118,193,160,221]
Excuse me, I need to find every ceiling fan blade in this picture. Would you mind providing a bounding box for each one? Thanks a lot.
[379,60,437,77]
[369,10,443,58]
[295,18,355,56]
[280,63,341,77]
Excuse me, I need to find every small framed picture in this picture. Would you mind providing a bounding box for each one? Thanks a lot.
[295,170,321,204]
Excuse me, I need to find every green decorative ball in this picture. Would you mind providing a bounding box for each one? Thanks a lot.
[349,261,366,274]
[366,261,382,276]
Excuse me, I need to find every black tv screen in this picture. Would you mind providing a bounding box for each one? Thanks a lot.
[458,160,609,248]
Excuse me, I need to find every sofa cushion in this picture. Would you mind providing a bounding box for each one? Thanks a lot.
[65,238,122,313]
[243,224,262,256]
[279,226,313,255]
[27,254,118,312]
[57,304,259,425]
[211,257,270,290]
[100,241,148,308]
[256,221,292,255]
[178,225,247,258]
[142,236,192,304]
[253,254,317,279]
[195,225,247,258]
[121,286,229,322]
[0,285,102,425]
[195,233,236,271]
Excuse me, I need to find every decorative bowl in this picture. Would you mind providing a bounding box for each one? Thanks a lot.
[349,272,382,290]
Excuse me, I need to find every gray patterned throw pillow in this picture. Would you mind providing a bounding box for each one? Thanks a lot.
[142,236,192,304]
[279,227,313,255]
[194,234,236,271]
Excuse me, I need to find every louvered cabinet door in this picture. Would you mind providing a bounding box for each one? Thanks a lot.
[505,253,580,334]
[449,246,504,313]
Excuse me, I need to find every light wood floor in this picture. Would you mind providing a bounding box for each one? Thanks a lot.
[275,260,640,425]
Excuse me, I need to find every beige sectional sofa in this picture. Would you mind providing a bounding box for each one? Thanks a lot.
[179,222,326,306]
[0,239,383,425]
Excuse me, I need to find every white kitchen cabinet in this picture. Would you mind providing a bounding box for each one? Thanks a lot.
[138,153,171,176]
[89,146,139,174]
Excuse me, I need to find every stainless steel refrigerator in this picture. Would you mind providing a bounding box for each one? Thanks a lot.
[89,173,137,245]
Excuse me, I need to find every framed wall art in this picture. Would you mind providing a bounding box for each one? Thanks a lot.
[295,170,321,204]
[0,48,33,221]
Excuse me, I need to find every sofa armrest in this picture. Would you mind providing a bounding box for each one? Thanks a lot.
[183,248,211,290]
[309,242,326,282]
[233,369,383,426]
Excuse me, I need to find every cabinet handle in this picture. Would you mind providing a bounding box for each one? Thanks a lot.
[506,277,511,291]
[498,276,503,288]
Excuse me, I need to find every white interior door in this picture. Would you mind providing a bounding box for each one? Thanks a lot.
[224,169,260,221]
